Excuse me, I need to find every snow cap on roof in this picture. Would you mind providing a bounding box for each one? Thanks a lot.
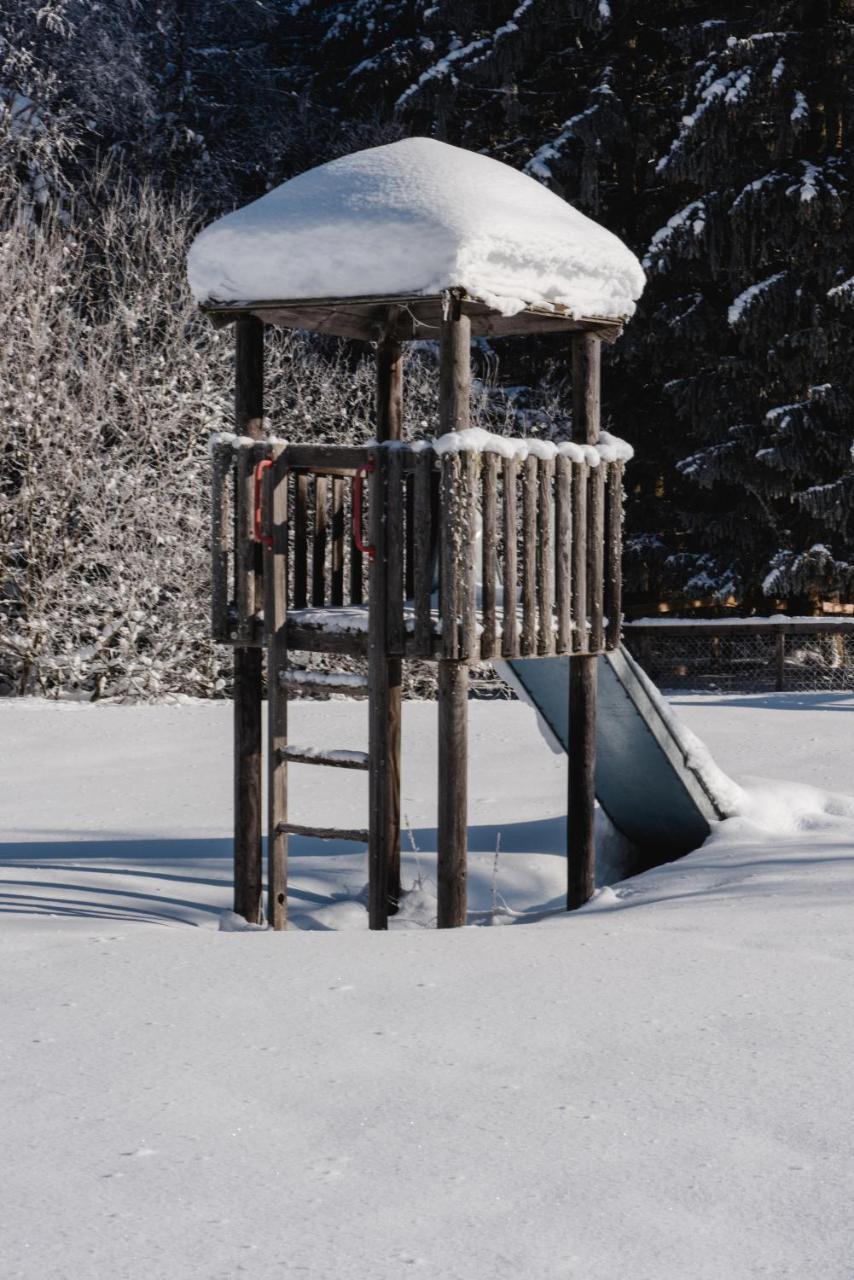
[187,137,645,321]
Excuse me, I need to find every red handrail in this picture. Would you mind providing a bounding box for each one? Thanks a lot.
[352,460,376,561]
[253,459,273,549]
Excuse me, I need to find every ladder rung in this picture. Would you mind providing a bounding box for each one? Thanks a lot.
[279,668,369,697]
[277,822,369,843]
[279,746,369,770]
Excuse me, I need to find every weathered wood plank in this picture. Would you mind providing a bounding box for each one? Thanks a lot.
[210,443,232,643]
[330,476,344,606]
[349,476,363,606]
[605,460,623,650]
[537,457,555,656]
[277,822,369,843]
[286,444,369,472]
[413,449,434,657]
[501,456,519,658]
[480,452,498,660]
[587,462,606,653]
[293,473,309,609]
[570,463,588,654]
[386,448,406,655]
[555,455,573,654]
[440,454,461,659]
[311,474,328,607]
[405,475,415,601]
[521,455,538,656]
[460,453,479,661]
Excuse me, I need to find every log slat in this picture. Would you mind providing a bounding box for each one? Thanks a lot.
[501,456,519,658]
[440,453,461,659]
[588,463,606,653]
[330,476,344,606]
[413,449,435,656]
[210,444,231,642]
[571,462,588,653]
[293,473,308,609]
[537,458,555,656]
[520,455,538,656]
[480,453,498,660]
[460,452,479,661]
[605,460,623,650]
[555,455,573,654]
[386,448,406,655]
[312,475,328,606]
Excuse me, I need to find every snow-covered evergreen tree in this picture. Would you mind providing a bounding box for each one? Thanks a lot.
[636,6,854,609]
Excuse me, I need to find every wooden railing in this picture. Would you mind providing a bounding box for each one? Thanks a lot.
[211,437,624,660]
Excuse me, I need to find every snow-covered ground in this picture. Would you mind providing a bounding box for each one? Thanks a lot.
[2,692,854,1278]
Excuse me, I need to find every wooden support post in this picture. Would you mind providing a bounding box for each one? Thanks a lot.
[233,317,265,924]
[568,656,597,909]
[568,332,601,911]
[437,659,468,928]
[374,318,403,913]
[436,295,471,927]
[264,445,288,929]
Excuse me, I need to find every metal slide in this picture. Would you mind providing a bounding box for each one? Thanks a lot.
[498,646,734,862]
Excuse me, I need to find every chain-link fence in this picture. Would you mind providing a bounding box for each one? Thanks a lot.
[623,621,854,694]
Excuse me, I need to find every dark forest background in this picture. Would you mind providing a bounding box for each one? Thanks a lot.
[2,0,853,696]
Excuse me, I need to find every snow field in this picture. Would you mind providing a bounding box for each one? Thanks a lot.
[2,693,854,1278]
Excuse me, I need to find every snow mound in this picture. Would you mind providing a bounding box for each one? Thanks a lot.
[187,137,645,320]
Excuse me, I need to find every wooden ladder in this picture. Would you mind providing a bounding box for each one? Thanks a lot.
[267,664,372,927]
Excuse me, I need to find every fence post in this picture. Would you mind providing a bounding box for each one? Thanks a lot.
[775,630,786,692]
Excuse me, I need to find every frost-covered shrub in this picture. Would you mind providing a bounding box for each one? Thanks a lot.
[0,172,556,699]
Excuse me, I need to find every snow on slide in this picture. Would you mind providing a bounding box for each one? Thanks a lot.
[498,647,742,864]
[187,136,645,320]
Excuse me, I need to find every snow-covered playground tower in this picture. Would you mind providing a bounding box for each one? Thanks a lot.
[189,137,645,931]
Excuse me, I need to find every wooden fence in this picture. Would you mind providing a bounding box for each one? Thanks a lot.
[211,438,624,662]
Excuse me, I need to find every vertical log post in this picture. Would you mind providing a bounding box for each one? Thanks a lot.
[367,450,391,930]
[374,317,403,914]
[568,333,601,911]
[233,316,265,923]
[437,295,471,928]
[264,444,288,929]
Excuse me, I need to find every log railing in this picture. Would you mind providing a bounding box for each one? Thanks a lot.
[211,437,624,660]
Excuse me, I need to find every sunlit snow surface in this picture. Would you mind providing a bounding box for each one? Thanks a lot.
[187,137,645,319]
[3,693,854,1278]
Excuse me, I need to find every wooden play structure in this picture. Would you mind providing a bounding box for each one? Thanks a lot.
[204,291,626,930]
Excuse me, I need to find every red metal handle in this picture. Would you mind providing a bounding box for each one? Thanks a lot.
[352,460,376,561]
[253,459,273,549]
